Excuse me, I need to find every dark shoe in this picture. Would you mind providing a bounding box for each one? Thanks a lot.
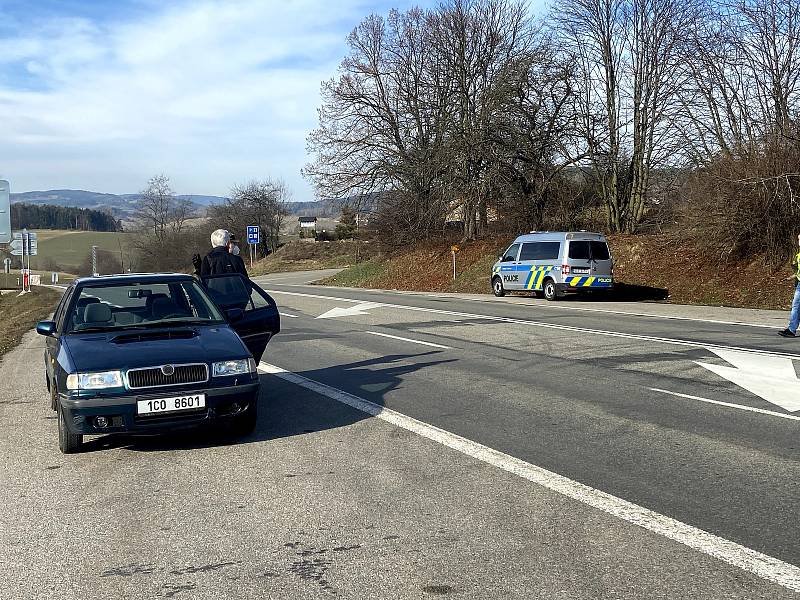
[778,328,796,338]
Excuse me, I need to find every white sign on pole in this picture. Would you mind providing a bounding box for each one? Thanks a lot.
[29,274,41,286]
[0,180,9,244]
[10,232,37,255]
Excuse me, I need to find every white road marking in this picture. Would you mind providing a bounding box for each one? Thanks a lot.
[266,282,781,329]
[265,289,800,361]
[280,312,299,318]
[365,331,451,349]
[259,361,800,592]
[424,294,782,329]
[697,349,800,412]
[316,302,384,320]
[650,388,800,422]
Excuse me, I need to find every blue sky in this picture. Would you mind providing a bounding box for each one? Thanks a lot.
[0,0,547,200]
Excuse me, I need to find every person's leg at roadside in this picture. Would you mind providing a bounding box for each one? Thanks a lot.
[780,282,800,337]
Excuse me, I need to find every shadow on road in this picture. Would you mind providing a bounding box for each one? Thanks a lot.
[553,282,670,303]
[81,352,455,453]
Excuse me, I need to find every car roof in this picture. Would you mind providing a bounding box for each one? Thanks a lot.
[512,231,606,242]
[74,273,195,286]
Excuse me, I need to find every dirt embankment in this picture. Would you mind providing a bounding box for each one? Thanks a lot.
[318,234,793,311]
[0,288,62,359]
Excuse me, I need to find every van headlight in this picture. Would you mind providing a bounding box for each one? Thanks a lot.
[212,359,256,377]
[66,371,124,390]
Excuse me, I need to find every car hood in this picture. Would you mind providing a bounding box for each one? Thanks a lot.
[63,325,250,372]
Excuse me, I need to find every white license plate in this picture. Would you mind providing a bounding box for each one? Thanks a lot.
[137,394,206,415]
[572,268,590,274]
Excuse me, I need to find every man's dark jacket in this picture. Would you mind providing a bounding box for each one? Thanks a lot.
[196,247,248,278]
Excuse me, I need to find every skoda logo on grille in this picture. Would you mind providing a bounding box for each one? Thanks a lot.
[161,364,175,377]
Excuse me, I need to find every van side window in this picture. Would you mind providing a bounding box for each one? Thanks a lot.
[501,244,520,262]
[520,242,560,261]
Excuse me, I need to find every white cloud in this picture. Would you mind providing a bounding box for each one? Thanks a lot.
[0,0,396,198]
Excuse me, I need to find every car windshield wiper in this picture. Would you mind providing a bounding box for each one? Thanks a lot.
[72,324,144,333]
[136,319,219,328]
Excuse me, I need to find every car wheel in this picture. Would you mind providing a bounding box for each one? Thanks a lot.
[543,278,558,301]
[492,277,505,297]
[58,404,83,454]
[233,400,258,437]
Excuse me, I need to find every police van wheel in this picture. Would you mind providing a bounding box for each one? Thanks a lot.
[543,279,558,301]
[492,277,505,297]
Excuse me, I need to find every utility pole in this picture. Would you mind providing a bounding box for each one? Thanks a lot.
[92,245,98,276]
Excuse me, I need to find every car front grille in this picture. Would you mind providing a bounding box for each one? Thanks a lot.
[127,363,208,390]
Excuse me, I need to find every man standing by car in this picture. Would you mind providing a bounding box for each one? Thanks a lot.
[193,229,248,278]
[778,233,800,337]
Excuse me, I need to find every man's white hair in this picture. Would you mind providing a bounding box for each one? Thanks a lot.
[211,229,230,248]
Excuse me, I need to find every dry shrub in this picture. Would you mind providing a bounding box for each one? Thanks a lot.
[684,136,800,264]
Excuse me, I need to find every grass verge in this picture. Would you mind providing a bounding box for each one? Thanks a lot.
[0,288,62,359]
[249,240,377,276]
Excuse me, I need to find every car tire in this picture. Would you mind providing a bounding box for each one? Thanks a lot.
[58,404,83,454]
[492,277,505,297]
[543,278,558,301]
[233,400,258,437]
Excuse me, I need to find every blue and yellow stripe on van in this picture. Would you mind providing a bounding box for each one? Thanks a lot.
[564,276,613,288]
[523,265,558,290]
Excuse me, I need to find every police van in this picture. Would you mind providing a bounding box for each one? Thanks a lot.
[491,231,613,300]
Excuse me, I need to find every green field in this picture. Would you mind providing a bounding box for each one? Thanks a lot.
[16,230,130,272]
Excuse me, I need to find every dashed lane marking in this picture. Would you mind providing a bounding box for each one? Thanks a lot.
[650,388,800,421]
[365,331,451,349]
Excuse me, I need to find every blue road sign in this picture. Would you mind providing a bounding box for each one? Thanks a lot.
[247,225,260,245]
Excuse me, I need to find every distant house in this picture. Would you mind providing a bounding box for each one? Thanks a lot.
[298,216,317,230]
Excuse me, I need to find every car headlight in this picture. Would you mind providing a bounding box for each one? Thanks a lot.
[212,358,256,377]
[66,371,124,390]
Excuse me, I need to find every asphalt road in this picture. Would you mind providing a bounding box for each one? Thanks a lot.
[1,270,799,598]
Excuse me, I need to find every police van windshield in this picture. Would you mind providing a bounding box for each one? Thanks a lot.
[568,241,610,261]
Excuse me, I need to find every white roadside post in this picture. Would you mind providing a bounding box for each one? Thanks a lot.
[22,228,28,292]
[451,245,459,281]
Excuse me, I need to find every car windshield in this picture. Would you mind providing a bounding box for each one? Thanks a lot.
[65,280,225,333]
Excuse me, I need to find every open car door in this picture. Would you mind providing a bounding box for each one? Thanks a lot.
[201,274,280,363]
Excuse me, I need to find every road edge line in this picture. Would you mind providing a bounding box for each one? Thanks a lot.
[259,361,800,592]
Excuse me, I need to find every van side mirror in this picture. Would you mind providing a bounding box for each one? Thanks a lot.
[36,321,57,337]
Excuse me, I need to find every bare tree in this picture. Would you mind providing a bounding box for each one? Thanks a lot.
[552,0,697,232]
[208,179,290,257]
[134,174,175,241]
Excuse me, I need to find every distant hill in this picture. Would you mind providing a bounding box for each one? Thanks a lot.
[9,189,343,220]
[11,190,224,221]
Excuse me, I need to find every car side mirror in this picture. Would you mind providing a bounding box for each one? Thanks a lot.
[225,308,244,323]
[36,321,57,337]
